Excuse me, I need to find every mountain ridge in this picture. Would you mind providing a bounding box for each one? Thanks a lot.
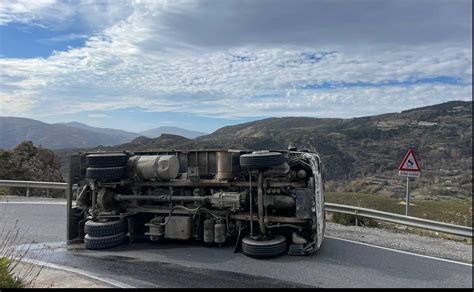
[0,117,206,149]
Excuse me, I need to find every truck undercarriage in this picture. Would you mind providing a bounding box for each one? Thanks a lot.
[66,149,325,258]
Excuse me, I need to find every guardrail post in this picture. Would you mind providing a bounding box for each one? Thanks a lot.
[355,210,359,226]
[26,187,30,198]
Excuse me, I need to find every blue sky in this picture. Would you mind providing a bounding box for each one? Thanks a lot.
[0,23,87,58]
[0,0,472,133]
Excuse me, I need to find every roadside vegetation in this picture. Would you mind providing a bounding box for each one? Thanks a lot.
[326,192,472,227]
[0,257,23,288]
[0,205,48,288]
[326,191,472,243]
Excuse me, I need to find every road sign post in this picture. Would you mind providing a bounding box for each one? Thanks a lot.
[405,176,409,216]
[398,148,421,216]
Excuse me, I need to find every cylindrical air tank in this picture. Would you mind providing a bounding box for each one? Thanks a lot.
[214,222,226,244]
[128,155,180,181]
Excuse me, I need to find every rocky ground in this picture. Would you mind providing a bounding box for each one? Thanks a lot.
[0,141,63,197]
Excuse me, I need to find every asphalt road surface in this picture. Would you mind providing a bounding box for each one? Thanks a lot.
[1,201,472,288]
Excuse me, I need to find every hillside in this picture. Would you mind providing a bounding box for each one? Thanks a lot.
[87,134,191,152]
[0,141,63,197]
[139,126,205,139]
[78,100,471,199]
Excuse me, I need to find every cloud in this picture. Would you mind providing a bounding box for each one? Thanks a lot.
[0,0,133,32]
[152,0,472,48]
[0,0,471,123]
[87,113,109,118]
[37,33,89,43]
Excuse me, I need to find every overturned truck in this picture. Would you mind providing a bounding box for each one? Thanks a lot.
[66,149,325,258]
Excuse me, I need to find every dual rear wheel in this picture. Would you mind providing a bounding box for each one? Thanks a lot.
[84,219,127,250]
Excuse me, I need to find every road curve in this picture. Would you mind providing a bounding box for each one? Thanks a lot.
[1,201,472,288]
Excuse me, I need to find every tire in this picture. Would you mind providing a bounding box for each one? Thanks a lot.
[240,152,285,169]
[84,220,126,237]
[86,153,128,167]
[84,232,126,250]
[242,234,287,258]
[86,166,126,181]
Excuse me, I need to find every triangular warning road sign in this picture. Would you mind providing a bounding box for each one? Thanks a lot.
[399,148,421,172]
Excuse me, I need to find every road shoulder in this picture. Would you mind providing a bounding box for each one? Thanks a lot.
[326,222,472,264]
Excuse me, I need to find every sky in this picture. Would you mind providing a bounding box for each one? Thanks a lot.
[0,0,472,133]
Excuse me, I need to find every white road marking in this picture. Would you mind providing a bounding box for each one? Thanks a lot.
[19,257,136,288]
[326,235,473,267]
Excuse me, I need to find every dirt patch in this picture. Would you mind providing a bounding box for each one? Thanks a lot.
[11,261,112,288]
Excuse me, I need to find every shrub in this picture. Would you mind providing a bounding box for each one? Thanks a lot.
[0,257,24,288]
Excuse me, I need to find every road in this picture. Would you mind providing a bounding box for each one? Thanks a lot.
[1,201,472,288]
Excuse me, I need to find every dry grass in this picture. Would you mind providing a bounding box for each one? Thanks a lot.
[325,192,473,243]
[0,203,52,288]
[326,192,472,227]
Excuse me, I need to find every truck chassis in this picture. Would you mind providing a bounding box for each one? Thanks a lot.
[66,149,325,258]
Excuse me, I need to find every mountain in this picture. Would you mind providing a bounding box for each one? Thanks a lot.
[0,117,138,149]
[0,117,205,149]
[81,100,471,199]
[56,122,140,144]
[139,126,205,139]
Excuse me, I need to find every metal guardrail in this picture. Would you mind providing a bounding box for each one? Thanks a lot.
[0,180,67,197]
[325,203,473,238]
[0,180,472,237]
[0,180,68,190]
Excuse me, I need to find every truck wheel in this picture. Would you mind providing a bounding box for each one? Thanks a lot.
[239,152,285,169]
[242,234,287,258]
[84,220,126,237]
[84,232,126,250]
[86,166,126,181]
[86,153,128,167]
